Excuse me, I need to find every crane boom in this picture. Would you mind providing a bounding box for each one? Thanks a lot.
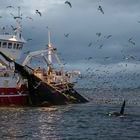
[22,49,50,66]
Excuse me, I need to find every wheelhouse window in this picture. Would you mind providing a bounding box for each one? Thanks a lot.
[13,43,16,49]
[8,42,12,49]
[13,43,23,50]
[2,42,7,48]
[17,44,19,49]
[18,44,23,50]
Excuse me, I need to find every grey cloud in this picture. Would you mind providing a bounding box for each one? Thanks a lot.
[1,0,140,66]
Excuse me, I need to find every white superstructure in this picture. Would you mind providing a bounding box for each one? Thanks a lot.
[0,7,26,61]
[0,34,26,60]
[0,7,26,88]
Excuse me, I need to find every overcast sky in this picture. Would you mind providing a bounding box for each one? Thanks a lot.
[1,0,140,72]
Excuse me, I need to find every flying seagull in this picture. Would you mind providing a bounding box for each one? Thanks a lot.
[64,33,69,38]
[104,56,110,60]
[36,10,42,16]
[99,44,103,49]
[65,1,72,8]
[24,51,30,55]
[98,5,104,14]
[11,25,17,31]
[106,35,112,39]
[87,57,92,60]
[128,38,135,45]
[88,42,92,47]
[1,26,5,30]
[26,16,33,21]
[6,6,15,9]
[96,32,101,37]
[27,38,32,41]
[130,55,136,60]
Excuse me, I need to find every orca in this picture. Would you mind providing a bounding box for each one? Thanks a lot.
[108,100,126,117]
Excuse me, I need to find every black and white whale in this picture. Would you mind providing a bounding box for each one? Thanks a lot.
[108,100,126,117]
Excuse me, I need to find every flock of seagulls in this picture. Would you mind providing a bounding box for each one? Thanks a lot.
[86,32,113,49]
[3,1,72,20]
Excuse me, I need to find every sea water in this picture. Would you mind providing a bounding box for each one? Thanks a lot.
[0,88,140,140]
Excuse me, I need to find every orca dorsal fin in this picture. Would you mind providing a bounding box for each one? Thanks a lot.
[120,100,125,115]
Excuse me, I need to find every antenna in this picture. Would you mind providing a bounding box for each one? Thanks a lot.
[48,31,51,45]
[14,6,22,38]
[10,6,22,20]
[18,6,20,18]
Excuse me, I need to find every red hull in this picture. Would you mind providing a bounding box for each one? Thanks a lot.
[0,87,29,106]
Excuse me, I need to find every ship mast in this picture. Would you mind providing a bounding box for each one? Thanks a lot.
[48,31,52,64]
[14,6,22,38]
[47,31,64,69]
[47,31,53,74]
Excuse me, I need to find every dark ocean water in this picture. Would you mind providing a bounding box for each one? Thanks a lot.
[0,88,140,140]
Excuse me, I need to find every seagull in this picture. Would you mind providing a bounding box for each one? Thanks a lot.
[65,1,72,8]
[104,56,110,60]
[27,38,32,41]
[87,57,92,60]
[130,55,135,60]
[11,25,17,31]
[64,33,69,38]
[2,26,5,30]
[36,10,42,16]
[99,44,103,49]
[123,56,129,60]
[6,6,15,9]
[98,5,104,14]
[88,42,92,47]
[26,16,33,21]
[96,32,101,37]
[63,62,67,65]
[128,38,135,45]
[24,51,30,55]
[106,35,112,39]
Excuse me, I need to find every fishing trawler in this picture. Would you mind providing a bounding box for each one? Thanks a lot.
[0,7,29,106]
[0,7,88,107]
[19,31,88,106]
[0,31,88,106]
